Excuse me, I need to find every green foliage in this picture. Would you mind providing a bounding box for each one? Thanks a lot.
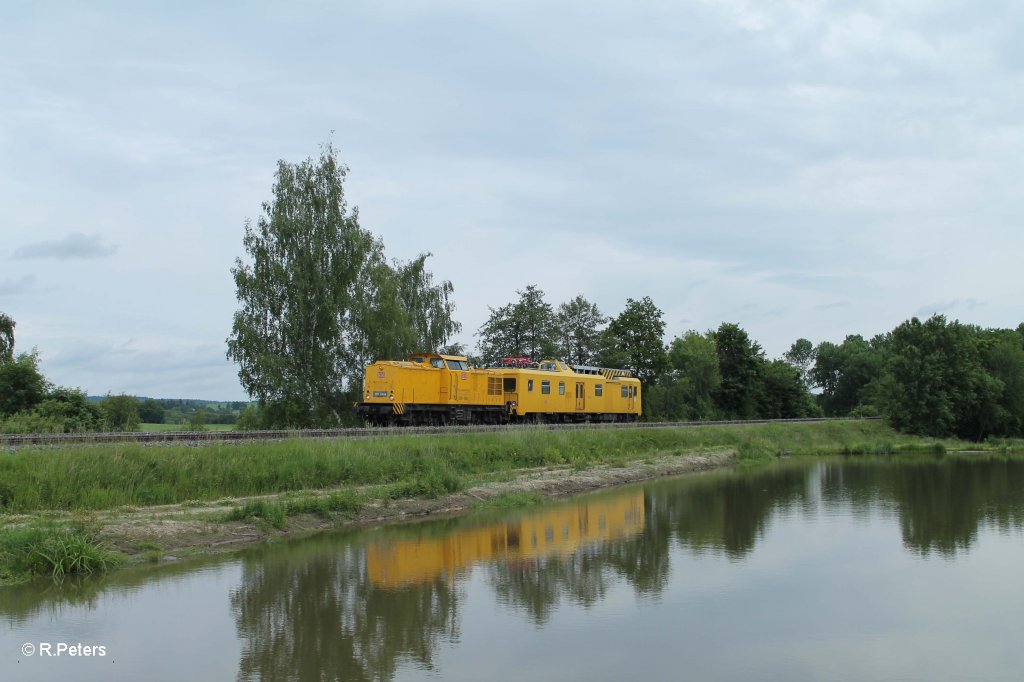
[811,335,885,416]
[0,312,13,363]
[783,338,815,388]
[712,323,764,419]
[226,142,459,427]
[39,388,103,432]
[555,295,607,365]
[759,360,818,419]
[236,404,264,430]
[598,296,667,385]
[0,523,123,584]
[477,285,559,364]
[226,500,287,529]
[138,398,165,423]
[283,490,362,518]
[100,394,141,431]
[647,331,721,420]
[877,316,1006,440]
[0,421,935,514]
[0,351,48,417]
[188,408,208,431]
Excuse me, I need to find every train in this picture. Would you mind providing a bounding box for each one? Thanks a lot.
[353,353,641,426]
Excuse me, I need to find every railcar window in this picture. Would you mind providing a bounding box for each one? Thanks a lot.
[541,381,550,395]
[409,357,424,363]
[621,386,629,398]
[528,379,533,392]
[503,378,516,392]
[595,384,603,396]
[430,358,445,368]
[446,360,468,370]
[558,382,565,395]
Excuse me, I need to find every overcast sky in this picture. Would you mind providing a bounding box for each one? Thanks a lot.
[2,1,1022,400]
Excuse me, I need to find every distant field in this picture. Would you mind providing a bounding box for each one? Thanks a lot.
[140,423,236,432]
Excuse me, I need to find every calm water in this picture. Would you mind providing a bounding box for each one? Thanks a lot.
[3,455,1024,681]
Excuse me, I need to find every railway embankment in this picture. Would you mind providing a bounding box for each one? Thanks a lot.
[0,420,1007,584]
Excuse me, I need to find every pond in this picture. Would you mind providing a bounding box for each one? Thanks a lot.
[3,455,1024,681]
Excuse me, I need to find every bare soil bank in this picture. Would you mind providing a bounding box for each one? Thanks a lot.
[98,449,735,561]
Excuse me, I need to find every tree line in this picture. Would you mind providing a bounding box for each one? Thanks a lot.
[223,145,1023,438]
[0,314,251,433]
[0,317,142,433]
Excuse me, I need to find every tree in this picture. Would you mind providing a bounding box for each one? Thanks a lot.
[876,316,999,439]
[226,143,459,426]
[759,360,816,419]
[33,388,103,433]
[598,297,667,386]
[983,333,1024,436]
[783,338,815,388]
[477,285,558,365]
[138,398,165,424]
[663,329,720,419]
[810,335,886,416]
[711,323,763,419]
[0,312,14,363]
[100,394,141,431]
[0,352,47,417]
[554,295,607,365]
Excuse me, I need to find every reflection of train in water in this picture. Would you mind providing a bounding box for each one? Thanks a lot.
[354,354,641,426]
[367,490,646,587]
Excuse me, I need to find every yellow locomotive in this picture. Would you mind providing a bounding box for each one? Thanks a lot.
[354,354,641,425]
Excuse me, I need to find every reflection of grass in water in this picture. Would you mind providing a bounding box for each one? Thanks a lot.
[0,421,979,513]
[473,492,544,510]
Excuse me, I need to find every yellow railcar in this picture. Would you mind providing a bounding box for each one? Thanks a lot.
[354,354,641,425]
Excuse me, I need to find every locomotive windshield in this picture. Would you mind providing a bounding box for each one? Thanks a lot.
[446,360,467,370]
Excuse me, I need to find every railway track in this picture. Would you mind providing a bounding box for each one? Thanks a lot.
[0,417,876,448]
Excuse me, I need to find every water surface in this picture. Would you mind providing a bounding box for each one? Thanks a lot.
[3,455,1024,681]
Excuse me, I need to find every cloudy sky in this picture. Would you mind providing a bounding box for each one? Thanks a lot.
[2,1,1021,400]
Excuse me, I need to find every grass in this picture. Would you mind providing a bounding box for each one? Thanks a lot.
[0,421,984,514]
[0,522,124,584]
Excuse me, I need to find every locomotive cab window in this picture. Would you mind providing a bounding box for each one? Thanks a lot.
[558,382,565,395]
[541,381,551,395]
[430,358,445,368]
[503,378,517,392]
[595,384,603,397]
[621,386,629,398]
[528,379,534,392]
[446,360,467,370]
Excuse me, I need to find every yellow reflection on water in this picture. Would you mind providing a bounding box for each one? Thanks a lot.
[367,490,645,587]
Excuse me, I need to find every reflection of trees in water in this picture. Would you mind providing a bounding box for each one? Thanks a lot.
[660,466,812,560]
[487,467,812,623]
[821,457,1024,557]
[231,542,459,682]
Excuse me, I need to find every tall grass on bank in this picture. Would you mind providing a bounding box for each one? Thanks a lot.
[0,523,124,584]
[0,421,973,513]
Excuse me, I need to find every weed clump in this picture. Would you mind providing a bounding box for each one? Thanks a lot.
[225,500,287,529]
[0,524,124,584]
